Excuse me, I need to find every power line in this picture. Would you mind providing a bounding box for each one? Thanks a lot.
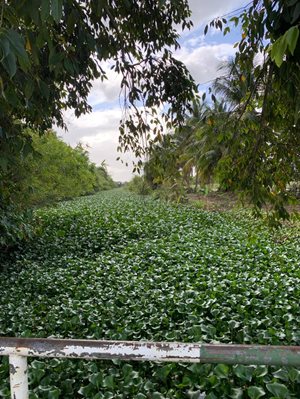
[217,1,253,20]
[194,2,254,87]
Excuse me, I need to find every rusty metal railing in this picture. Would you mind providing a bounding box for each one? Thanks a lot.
[0,337,299,399]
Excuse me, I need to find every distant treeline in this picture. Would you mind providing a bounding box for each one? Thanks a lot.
[0,129,116,250]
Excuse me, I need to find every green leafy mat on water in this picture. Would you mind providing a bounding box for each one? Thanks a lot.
[0,191,299,398]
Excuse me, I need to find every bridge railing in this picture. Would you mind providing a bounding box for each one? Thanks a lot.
[1,337,299,399]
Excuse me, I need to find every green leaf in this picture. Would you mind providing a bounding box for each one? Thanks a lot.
[122,363,133,378]
[103,375,114,389]
[24,80,34,99]
[233,365,253,382]
[2,52,17,77]
[224,27,230,36]
[273,368,289,382]
[270,36,287,67]
[78,383,95,397]
[229,388,243,399]
[266,382,289,398]
[229,16,239,27]
[0,156,8,171]
[156,364,174,383]
[284,26,299,55]
[255,366,268,378]
[89,372,103,387]
[6,29,29,71]
[31,360,45,369]
[38,80,50,100]
[152,393,166,399]
[291,2,300,24]
[0,37,10,61]
[247,386,266,399]
[51,0,63,22]
[214,363,229,379]
[41,0,50,20]
[47,388,60,399]
[205,393,218,399]
[288,368,300,383]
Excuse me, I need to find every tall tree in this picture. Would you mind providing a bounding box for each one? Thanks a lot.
[205,0,300,223]
[0,0,196,173]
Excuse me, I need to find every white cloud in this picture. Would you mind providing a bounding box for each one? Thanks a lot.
[175,43,235,84]
[57,107,137,182]
[87,66,122,106]
[67,108,122,131]
[188,0,247,26]
[84,138,137,182]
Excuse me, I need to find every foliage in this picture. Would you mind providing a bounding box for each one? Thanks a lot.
[145,48,300,223]
[143,100,228,200]
[22,132,98,204]
[0,130,115,250]
[2,0,299,225]
[126,176,152,196]
[0,206,33,255]
[0,0,197,175]
[26,134,115,203]
[94,163,116,193]
[0,191,299,397]
[204,0,300,223]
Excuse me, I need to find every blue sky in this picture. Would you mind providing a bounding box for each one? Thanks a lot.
[58,0,247,181]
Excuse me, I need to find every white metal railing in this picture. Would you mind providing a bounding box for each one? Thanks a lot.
[1,337,299,399]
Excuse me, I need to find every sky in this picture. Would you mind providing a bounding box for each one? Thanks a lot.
[58,0,247,182]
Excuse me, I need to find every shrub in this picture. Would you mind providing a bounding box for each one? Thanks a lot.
[126,176,152,195]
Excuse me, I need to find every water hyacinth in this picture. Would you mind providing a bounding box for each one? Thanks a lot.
[0,191,299,398]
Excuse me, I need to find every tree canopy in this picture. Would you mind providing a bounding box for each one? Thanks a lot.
[145,0,300,223]
[0,0,196,172]
[204,0,300,222]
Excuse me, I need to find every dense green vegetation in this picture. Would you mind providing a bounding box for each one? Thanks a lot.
[143,0,300,222]
[144,58,300,224]
[18,131,115,205]
[0,191,299,398]
[0,130,115,251]
[212,1,300,219]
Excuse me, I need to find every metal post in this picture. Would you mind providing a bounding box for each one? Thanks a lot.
[9,355,29,399]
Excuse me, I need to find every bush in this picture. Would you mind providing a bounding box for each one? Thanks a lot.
[0,204,33,253]
[151,180,187,203]
[126,176,152,195]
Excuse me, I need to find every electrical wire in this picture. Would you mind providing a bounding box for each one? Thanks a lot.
[217,1,253,20]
